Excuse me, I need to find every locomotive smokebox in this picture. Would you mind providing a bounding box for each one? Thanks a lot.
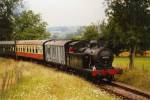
[84,46,114,69]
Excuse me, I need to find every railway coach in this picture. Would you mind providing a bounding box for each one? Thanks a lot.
[16,40,47,60]
[0,41,16,57]
[44,40,72,65]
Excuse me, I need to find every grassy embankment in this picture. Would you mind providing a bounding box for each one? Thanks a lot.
[0,57,118,100]
[113,57,150,92]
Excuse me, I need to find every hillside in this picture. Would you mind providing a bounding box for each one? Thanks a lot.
[48,26,84,39]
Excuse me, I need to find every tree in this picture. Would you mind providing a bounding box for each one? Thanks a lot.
[13,10,50,40]
[83,24,99,40]
[0,0,22,40]
[100,21,126,56]
[105,0,150,69]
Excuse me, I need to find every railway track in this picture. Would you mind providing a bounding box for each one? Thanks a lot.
[98,81,150,100]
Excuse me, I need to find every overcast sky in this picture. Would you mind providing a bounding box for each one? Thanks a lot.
[24,0,106,27]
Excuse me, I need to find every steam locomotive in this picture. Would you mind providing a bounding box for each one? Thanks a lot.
[0,40,121,81]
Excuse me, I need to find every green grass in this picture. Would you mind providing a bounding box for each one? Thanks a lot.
[0,58,118,100]
[113,57,150,92]
[113,57,150,70]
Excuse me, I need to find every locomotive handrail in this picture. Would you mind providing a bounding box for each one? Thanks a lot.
[66,52,87,55]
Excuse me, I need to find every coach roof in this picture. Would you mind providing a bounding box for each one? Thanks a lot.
[16,40,47,45]
[45,40,71,46]
[0,41,15,44]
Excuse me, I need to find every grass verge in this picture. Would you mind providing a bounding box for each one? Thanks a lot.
[0,58,118,100]
[113,57,150,92]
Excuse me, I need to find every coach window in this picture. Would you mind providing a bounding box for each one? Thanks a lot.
[19,45,21,52]
[32,46,35,53]
[11,46,13,52]
[28,46,30,53]
[18,46,20,51]
[34,46,35,53]
[13,46,15,52]
[9,46,11,52]
[56,46,58,58]
[23,46,24,52]
[22,46,23,52]
[7,45,9,52]
[38,46,41,54]
[11,46,14,52]
[10,46,11,52]
[31,46,33,53]
[6,45,8,52]
[29,46,30,53]
[20,46,21,52]
[23,46,25,52]
[30,46,32,53]
[19,46,21,52]
[17,46,18,52]
[52,46,54,57]
[34,46,36,53]
[27,46,29,52]
[24,45,27,52]
[32,46,33,53]
[36,46,37,53]
[22,45,23,52]
[38,46,42,54]
[8,45,9,52]
[16,46,17,52]
[20,46,22,52]
[22,45,25,52]
[13,46,14,52]
[19,46,20,52]
[29,46,31,53]
[10,46,12,52]
[18,46,20,52]
[50,45,52,57]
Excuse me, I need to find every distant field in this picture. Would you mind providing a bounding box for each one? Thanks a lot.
[0,57,118,100]
[113,57,150,70]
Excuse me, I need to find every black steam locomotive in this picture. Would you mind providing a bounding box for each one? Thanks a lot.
[0,40,121,81]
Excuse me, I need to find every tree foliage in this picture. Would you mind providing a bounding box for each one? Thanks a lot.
[100,21,126,55]
[104,0,150,68]
[13,10,50,40]
[0,0,21,40]
[0,0,50,40]
[83,24,99,40]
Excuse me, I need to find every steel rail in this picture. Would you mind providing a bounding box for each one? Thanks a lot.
[99,81,150,100]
